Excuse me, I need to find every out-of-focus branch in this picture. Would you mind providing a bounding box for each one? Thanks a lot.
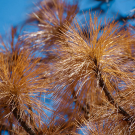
[0,124,10,135]
[72,90,90,119]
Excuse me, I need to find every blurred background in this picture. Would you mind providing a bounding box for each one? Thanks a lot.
[0,0,135,35]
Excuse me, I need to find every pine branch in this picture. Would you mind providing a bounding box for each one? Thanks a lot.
[94,57,134,125]
[12,104,36,135]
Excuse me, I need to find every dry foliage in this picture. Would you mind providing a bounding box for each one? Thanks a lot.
[0,0,135,135]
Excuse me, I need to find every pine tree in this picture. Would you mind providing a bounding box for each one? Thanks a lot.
[0,0,135,134]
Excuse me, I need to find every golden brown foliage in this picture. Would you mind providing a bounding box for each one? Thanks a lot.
[0,0,135,135]
[25,0,78,51]
[0,27,51,134]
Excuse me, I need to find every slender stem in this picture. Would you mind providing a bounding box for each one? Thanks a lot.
[12,107,36,135]
[93,58,134,124]
[10,99,37,135]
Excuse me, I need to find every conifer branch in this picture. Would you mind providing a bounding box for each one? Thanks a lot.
[94,57,134,125]
[11,101,36,135]
[0,0,134,134]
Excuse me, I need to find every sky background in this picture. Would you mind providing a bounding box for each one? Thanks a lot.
[0,0,135,134]
[0,0,37,35]
[0,0,135,35]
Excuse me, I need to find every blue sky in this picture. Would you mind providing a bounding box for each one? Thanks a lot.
[0,0,135,35]
[0,0,36,35]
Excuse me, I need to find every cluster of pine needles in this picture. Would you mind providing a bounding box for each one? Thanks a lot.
[0,0,135,134]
